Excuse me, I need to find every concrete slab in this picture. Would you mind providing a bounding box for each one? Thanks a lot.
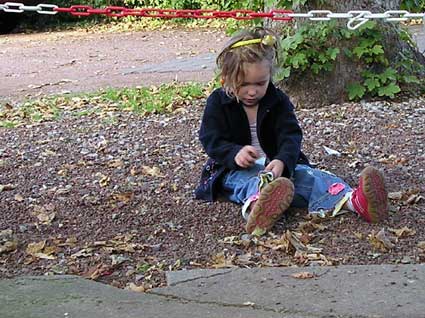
[166,268,231,286]
[1,265,425,318]
[160,264,425,318]
[0,275,299,318]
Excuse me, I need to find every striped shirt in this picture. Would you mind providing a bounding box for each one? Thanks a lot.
[250,122,267,161]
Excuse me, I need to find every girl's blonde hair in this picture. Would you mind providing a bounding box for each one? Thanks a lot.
[216,27,279,98]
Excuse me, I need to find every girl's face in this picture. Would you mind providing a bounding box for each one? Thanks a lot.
[237,60,271,107]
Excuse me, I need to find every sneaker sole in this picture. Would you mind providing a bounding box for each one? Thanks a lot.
[361,166,388,223]
[246,177,294,234]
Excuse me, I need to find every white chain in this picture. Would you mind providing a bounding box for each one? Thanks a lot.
[289,10,425,29]
[1,2,58,14]
[0,3,424,29]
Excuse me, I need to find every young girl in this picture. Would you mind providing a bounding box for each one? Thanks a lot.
[195,27,388,235]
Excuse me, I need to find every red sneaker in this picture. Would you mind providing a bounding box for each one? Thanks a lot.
[246,177,294,235]
[351,166,388,223]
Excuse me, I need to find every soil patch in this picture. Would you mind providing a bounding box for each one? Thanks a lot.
[1,97,424,289]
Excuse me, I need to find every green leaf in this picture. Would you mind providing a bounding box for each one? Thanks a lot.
[326,47,340,60]
[0,120,18,128]
[378,82,401,98]
[291,53,307,68]
[274,67,291,81]
[371,44,384,55]
[364,77,380,92]
[317,53,328,63]
[252,227,266,237]
[347,82,366,100]
[378,68,397,83]
[344,48,353,58]
[353,45,367,58]
[402,75,420,84]
[356,20,377,32]
[281,33,304,51]
[311,63,321,74]
[340,28,353,39]
[136,263,152,273]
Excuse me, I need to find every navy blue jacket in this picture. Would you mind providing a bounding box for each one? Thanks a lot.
[195,83,309,201]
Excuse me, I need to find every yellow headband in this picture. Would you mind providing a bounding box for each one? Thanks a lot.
[230,34,276,49]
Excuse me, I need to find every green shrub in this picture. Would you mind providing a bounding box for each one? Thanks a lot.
[277,20,425,100]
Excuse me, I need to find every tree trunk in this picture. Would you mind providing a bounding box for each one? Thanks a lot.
[280,0,425,107]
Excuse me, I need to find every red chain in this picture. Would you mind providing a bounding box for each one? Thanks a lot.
[54,6,293,21]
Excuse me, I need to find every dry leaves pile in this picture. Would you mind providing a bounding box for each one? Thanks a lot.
[0,97,424,290]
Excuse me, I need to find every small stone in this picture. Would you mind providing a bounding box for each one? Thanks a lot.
[401,256,412,264]
[241,234,252,241]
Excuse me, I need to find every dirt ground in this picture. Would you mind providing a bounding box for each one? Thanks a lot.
[0,28,228,103]
[1,27,425,291]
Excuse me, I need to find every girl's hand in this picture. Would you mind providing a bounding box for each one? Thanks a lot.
[235,145,259,168]
[265,159,284,178]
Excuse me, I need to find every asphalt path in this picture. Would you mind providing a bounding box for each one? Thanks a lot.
[0,25,423,104]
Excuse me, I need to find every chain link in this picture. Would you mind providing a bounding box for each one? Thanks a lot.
[37,4,59,15]
[1,3,424,30]
[2,2,24,13]
[1,2,58,14]
[17,5,41,12]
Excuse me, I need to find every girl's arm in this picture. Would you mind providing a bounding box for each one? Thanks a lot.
[199,92,243,170]
[273,93,303,178]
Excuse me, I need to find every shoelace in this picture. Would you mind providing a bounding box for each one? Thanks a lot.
[241,170,275,220]
[258,170,274,190]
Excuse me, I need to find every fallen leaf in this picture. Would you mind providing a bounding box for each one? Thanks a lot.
[388,192,403,200]
[142,165,164,177]
[32,205,56,225]
[26,241,46,255]
[0,184,15,192]
[219,236,241,245]
[3,103,13,111]
[97,139,108,151]
[211,252,236,269]
[33,252,56,260]
[0,240,18,255]
[42,149,56,157]
[298,221,327,233]
[107,159,124,168]
[25,240,57,259]
[130,166,139,176]
[368,228,395,252]
[14,194,24,202]
[111,192,134,204]
[417,241,425,250]
[0,229,13,237]
[291,271,315,279]
[71,248,94,258]
[235,253,255,265]
[85,263,114,280]
[111,255,129,266]
[98,174,111,187]
[405,194,424,205]
[57,169,68,177]
[354,232,364,240]
[57,237,77,247]
[388,227,416,238]
[126,283,146,293]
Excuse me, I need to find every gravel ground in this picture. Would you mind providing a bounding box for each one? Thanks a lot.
[1,96,424,291]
